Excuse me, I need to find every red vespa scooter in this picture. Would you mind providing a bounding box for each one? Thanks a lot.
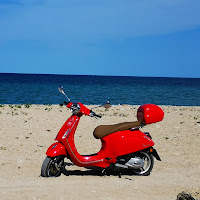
[41,86,164,177]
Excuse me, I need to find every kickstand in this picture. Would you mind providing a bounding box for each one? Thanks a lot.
[101,165,113,176]
[101,168,109,176]
[101,169,106,176]
[118,172,122,178]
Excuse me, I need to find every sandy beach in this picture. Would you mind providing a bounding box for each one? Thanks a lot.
[0,104,199,200]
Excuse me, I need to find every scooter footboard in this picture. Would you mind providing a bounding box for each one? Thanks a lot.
[46,142,68,157]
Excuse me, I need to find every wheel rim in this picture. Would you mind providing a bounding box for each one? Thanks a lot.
[47,157,63,177]
[134,152,152,175]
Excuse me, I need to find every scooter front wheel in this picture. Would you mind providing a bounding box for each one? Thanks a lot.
[41,156,64,177]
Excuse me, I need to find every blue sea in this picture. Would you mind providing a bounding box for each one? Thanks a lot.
[0,73,200,106]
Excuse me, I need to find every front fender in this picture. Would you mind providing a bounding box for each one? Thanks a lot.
[46,142,68,157]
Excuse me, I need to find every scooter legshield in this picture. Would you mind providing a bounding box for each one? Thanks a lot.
[46,142,68,157]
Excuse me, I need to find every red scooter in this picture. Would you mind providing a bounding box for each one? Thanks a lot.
[41,86,164,177]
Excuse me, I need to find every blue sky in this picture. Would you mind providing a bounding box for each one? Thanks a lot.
[0,0,200,78]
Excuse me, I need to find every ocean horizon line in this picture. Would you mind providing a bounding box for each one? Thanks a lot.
[0,72,199,79]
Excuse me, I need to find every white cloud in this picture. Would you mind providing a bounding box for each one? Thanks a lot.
[0,0,200,41]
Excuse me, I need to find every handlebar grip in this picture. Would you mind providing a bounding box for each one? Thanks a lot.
[94,113,102,118]
[90,111,102,118]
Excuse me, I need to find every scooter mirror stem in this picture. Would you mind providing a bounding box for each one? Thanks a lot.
[91,101,111,110]
[58,86,71,102]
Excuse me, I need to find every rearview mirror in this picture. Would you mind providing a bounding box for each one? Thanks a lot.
[58,86,70,102]
[58,86,64,94]
[103,101,111,109]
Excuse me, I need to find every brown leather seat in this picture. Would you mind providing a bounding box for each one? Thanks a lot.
[93,121,141,139]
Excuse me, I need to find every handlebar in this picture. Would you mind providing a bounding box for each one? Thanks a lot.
[59,87,109,118]
[65,102,101,118]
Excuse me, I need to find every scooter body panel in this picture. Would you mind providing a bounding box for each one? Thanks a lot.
[55,115,80,142]
[101,130,155,157]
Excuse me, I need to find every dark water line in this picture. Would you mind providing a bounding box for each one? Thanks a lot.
[0,73,200,106]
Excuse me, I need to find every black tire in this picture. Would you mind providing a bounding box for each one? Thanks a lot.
[133,151,154,176]
[41,156,64,177]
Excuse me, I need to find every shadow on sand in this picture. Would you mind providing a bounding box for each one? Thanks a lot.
[62,162,139,178]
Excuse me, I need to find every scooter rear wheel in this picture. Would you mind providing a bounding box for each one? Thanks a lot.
[133,151,154,176]
[41,156,64,177]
